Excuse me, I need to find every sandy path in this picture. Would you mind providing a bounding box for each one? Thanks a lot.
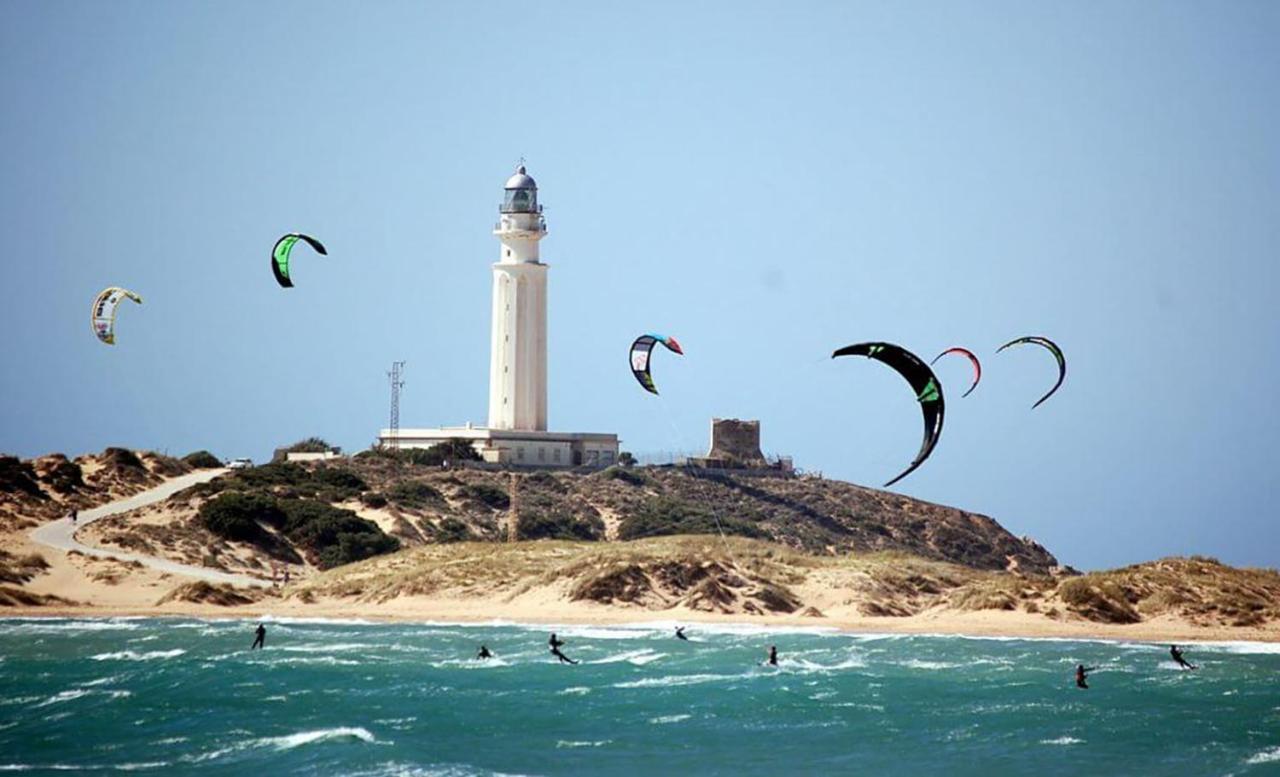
[29,469,269,588]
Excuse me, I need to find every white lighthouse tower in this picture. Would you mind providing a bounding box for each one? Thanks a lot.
[488,165,548,431]
[380,164,618,468]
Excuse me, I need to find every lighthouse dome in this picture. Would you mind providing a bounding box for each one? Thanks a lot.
[505,165,537,190]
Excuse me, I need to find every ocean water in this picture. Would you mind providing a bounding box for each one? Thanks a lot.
[0,618,1277,776]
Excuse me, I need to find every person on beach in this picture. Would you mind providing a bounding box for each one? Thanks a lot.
[68,509,77,525]
[477,645,493,660]
[1170,645,1197,670]
[675,626,688,641]
[766,645,779,667]
[1075,664,1097,689]
[549,633,578,665]
[251,623,266,650]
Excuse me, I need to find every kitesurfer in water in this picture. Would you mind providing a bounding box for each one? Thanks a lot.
[675,626,688,641]
[549,633,578,665]
[1075,664,1096,689]
[766,645,779,667]
[477,645,493,660]
[1170,645,1197,670]
[251,623,266,650]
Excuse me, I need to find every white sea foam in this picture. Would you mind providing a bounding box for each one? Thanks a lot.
[587,649,664,666]
[896,659,960,671]
[185,726,380,762]
[249,656,360,667]
[429,657,512,669]
[555,740,609,749]
[648,714,691,724]
[279,643,377,654]
[262,727,378,750]
[785,655,866,673]
[614,673,741,689]
[0,618,142,635]
[1040,737,1083,746]
[33,689,90,708]
[90,649,185,662]
[558,686,591,696]
[1246,746,1280,765]
[78,676,120,687]
[32,688,132,709]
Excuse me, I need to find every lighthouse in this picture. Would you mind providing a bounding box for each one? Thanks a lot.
[488,165,548,431]
[380,164,618,468]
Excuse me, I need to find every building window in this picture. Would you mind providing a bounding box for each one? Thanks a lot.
[538,447,546,462]
[553,448,561,462]
[602,451,614,464]
[516,448,524,461]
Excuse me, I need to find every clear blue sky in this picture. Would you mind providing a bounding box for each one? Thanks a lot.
[2,1,1277,570]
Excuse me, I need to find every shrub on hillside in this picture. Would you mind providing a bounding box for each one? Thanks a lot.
[103,447,145,470]
[388,481,444,510]
[457,482,510,510]
[231,462,310,490]
[402,439,482,467]
[311,467,367,501]
[284,437,333,453]
[601,466,646,486]
[432,517,474,543]
[182,450,223,469]
[199,493,286,543]
[516,510,603,541]
[360,491,388,509]
[41,458,85,493]
[0,456,45,499]
[279,500,399,569]
[617,497,766,541]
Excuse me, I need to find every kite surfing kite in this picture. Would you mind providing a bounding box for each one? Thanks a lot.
[629,334,683,395]
[997,336,1066,408]
[271,233,327,288]
[930,347,982,398]
[832,342,945,488]
[90,287,142,345]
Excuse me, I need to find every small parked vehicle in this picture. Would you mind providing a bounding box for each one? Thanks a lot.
[226,458,253,470]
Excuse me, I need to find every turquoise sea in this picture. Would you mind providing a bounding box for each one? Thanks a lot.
[0,617,1277,776]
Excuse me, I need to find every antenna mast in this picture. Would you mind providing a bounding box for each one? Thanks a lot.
[386,361,405,450]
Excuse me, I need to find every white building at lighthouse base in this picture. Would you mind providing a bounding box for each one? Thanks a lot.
[378,425,619,468]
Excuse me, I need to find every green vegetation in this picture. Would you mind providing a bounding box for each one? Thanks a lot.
[618,496,767,541]
[457,482,510,510]
[360,491,388,509]
[388,480,444,510]
[617,452,636,467]
[182,450,223,469]
[284,437,333,453]
[198,492,398,569]
[0,456,44,499]
[516,509,604,541]
[40,457,85,494]
[601,465,646,486]
[198,493,286,544]
[432,517,474,543]
[278,500,400,569]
